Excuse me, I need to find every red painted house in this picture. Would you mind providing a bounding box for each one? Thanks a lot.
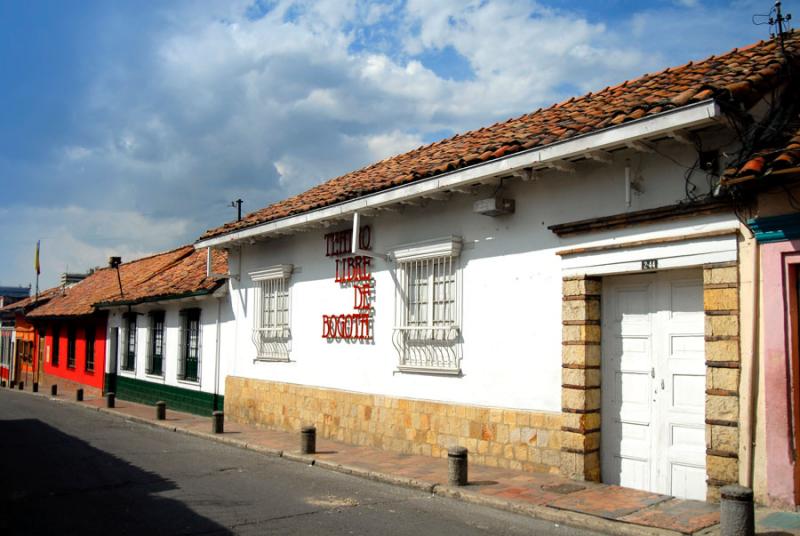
[0,286,30,382]
[0,287,60,387]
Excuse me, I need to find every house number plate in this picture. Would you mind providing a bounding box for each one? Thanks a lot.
[641,259,658,270]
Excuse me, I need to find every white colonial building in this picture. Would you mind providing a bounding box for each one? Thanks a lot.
[194,35,797,502]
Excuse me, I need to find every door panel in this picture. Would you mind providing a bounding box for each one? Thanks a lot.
[602,269,705,499]
[601,278,655,492]
[659,276,706,500]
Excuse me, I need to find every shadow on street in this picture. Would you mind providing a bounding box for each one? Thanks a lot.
[0,418,231,535]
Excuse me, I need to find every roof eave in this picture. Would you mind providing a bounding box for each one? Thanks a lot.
[94,285,222,309]
[195,99,722,249]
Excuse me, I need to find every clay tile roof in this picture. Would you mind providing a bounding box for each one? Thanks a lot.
[97,247,228,306]
[0,286,60,314]
[199,33,800,242]
[27,245,225,318]
[722,103,800,184]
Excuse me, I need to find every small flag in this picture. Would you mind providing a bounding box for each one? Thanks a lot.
[35,240,40,275]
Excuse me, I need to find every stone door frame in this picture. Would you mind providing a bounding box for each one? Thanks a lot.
[559,261,741,502]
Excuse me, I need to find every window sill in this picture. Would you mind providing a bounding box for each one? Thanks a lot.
[146,373,165,380]
[254,356,291,363]
[177,378,200,386]
[396,365,462,376]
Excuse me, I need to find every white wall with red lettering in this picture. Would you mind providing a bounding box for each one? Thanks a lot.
[224,142,738,412]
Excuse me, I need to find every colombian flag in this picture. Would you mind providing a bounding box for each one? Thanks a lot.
[35,240,40,275]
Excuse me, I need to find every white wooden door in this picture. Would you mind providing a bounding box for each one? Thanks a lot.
[601,269,706,500]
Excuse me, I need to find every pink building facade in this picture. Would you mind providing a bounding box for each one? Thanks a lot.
[754,213,800,508]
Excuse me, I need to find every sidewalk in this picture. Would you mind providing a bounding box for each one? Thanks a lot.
[12,382,800,536]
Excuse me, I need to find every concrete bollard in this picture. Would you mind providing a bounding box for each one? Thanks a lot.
[720,485,754,536]
[76,388,84,402]
[212,411,224,434]
[106,392,115,408]
[33,382,38,393]
[300,425,316,454]
[156,401,166,420]
[18,382,24,390]
[51,384,58,396]
[448,446,469,486]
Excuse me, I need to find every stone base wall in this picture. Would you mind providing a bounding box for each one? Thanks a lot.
[225,376,563,472]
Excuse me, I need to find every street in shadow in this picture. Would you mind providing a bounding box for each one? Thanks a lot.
[0,418,231,535]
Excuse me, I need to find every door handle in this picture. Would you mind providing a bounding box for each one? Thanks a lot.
[661,379,665,390]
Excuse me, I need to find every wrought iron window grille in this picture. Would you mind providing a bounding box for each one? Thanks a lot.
[250,265,292,362]
[391,237,462,374]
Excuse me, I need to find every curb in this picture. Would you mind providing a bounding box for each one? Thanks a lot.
[432,485,682,536]
[4,387,700,536]
[313,459,437,494]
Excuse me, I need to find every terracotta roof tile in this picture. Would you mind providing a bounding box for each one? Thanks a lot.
[98,247,227,306]
[0,287,60,314]
[27,246,227,317]
[723,100,800,183]
[200,33,800,242]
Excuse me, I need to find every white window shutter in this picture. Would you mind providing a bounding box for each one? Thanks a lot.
[119,324,127,372]
[196,311,202,384]
[177,311,186,380]
[145,317,154,375]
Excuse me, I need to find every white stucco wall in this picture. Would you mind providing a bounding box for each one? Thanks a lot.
[225,140,740,411]
[105,294,234,396]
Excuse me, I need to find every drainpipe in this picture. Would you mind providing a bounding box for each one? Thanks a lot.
[625,161,632,208]
[741,232,760,489]
[213,297,221,412]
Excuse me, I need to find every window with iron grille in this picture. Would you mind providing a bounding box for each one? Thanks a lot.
[146,311,165,376]
[178,309,200,382]
[249,265,293,361]
[122,315,136,371]
[85,324,95,372]
[52,325,60,366]
[392,237,462,374]
[66,326,76,369]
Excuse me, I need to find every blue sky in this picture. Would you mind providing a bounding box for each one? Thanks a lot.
[0,0,788,288]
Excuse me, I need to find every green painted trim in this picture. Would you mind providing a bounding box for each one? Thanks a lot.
[104,372,116,395]
[114,375,223,416]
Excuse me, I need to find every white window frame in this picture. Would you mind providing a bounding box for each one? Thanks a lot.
[392,236,462,374]
[249,264,293,362]
[177,308,202,384]
[120,313,137,374]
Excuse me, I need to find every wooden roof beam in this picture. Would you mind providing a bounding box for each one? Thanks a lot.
[585,150,614,165]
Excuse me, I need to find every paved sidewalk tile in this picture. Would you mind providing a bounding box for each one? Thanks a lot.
[619,499,720,534]
[758,510,800,534]
[547,485,671,520]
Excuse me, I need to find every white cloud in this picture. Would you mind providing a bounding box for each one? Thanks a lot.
[364,131,425,162]
[0,205,190,288]
[0,0,772,287]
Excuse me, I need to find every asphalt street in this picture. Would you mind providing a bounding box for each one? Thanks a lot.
[0,390,603,535]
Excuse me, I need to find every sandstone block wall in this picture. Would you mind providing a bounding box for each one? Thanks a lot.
[703,261,741,502]
[225,376,563,472]
[560,275,602,482]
